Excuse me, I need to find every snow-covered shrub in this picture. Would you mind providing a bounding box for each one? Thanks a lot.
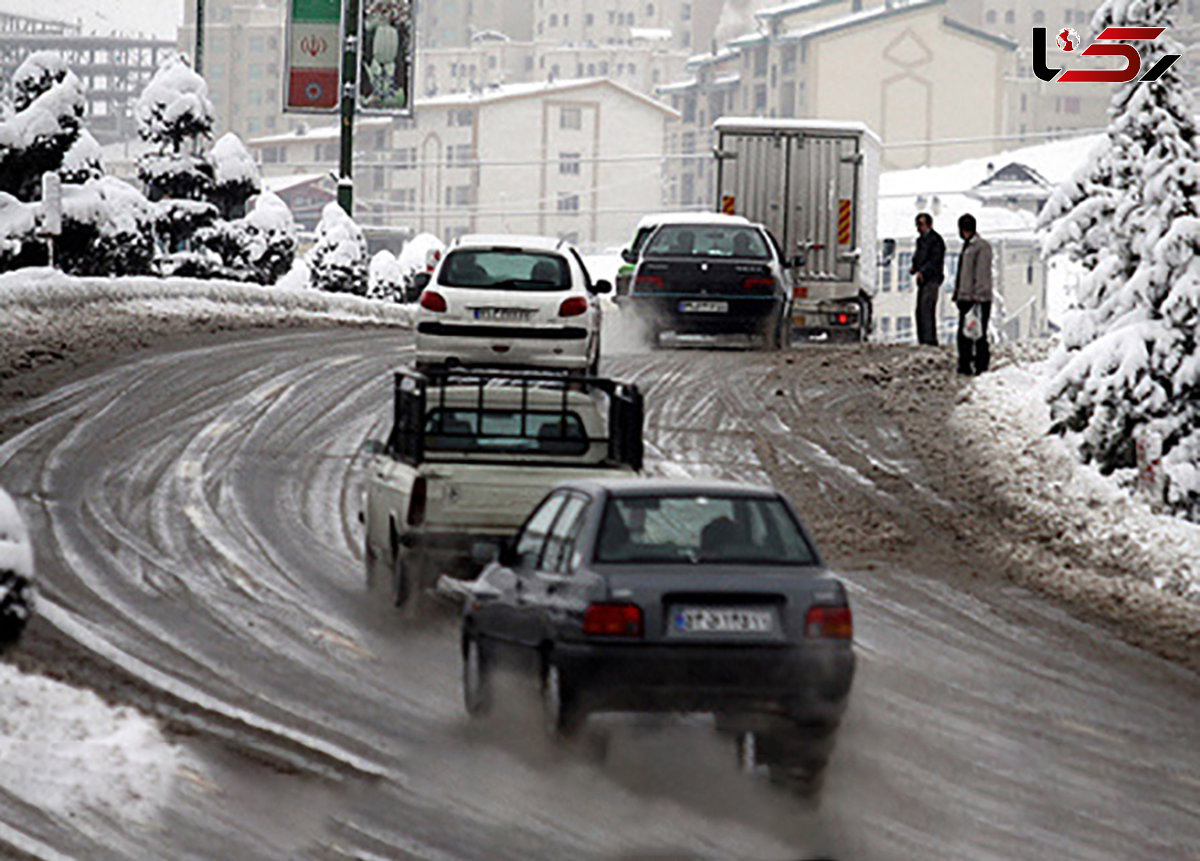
[0,67,85,201]
[208,132,261,219]
[58,129,103,183]
[12,51,68,112]
[306,202,368,294]
[1039,0,1200,520]
[58,177,156,276]
[154,198,218,252]
[367,249,405,301]
[0,191,40,270]
[191,189,297,284]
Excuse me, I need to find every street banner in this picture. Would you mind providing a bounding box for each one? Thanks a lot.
[359,0,415,115]
[286,0,342,112]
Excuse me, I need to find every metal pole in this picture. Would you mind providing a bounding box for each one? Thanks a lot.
[338,0,360,215]
[195,0,205,74]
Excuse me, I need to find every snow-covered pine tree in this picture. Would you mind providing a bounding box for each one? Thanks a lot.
[0,52,85,201]
[1040,0,1200,519]
[208,132,261,220]
[58,129,103,183]
[306,202,368,294]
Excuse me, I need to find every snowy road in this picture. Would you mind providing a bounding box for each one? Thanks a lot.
[1,329,1198,860]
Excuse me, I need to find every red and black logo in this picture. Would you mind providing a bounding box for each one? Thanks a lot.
[1033,26,1181,83]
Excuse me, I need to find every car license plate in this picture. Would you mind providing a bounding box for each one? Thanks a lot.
[678,300,728,314]
[472,307,535,321]
[673,607,774,634]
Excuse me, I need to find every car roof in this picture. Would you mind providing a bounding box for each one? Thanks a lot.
[450,234,571,253]
[559,477,779,497]
[634,212,751,229]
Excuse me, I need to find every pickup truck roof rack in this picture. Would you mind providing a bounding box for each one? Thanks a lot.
[388,366,644,470]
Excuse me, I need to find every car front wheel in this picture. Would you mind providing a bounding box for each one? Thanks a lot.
[462,635,493,718]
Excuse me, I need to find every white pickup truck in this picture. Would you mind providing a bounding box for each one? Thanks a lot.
[362,367,644,611]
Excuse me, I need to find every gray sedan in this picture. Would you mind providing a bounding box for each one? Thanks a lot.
[459,477,855,792]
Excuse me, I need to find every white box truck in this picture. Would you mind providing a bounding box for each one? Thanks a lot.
[713,118,884,342]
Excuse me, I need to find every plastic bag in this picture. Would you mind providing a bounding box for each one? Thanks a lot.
[963,304,983,341]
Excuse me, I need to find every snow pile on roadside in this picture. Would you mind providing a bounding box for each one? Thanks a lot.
[0,662,179,824]
[0,267,412,328]
[953,363,1200,604]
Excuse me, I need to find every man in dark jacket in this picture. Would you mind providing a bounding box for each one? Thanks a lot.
[910,212,944,345]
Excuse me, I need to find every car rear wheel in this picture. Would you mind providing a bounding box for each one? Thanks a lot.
[462,635,493,718]
[392,548,424,609]
[541,660,585,740]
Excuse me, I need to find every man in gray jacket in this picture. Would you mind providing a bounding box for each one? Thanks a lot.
[952,213,993,375]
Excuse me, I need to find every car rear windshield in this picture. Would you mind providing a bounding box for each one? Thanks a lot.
[643,226,770,260]
[425,409,589,455]
[594,493,817,565]
[439,249,571,290]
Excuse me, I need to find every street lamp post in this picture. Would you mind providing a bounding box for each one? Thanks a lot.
[195,0,205,74]
[338,0,361,215]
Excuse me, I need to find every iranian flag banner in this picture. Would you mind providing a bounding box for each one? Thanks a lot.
[286,0,341,111]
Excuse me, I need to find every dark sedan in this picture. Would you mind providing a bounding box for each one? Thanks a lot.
[459,478,855,792]
[624,222,793,349]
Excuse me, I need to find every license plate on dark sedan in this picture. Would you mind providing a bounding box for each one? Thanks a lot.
[673,607,774,634]
[678,300,728,314]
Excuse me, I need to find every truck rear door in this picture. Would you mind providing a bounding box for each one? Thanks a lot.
[788,132,862,285]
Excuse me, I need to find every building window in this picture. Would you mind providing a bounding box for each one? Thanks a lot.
[1027,263,1035,284]
[754,84,767,112]
[881,261,892,292]
[682,95,696,123]
[880,316,891,339]
[394,188,416,212]
[250,36,265,52]
[682,3,691,20]
[557,192,580,213]
[585,12,594,25]
[898,252,913,289]
[896,316,913,341]
[447,144,474,167]
[448,108,474,126]
[781,45,796,75]
[549,13,558,26]
[262,146,280,164]
[561,106,582,129]
[646,3,655,15]
[1021,93,1027,112]
[559,152,581,175]
[1033,10,1045,24]
[1004,10,1015,24]
[1064,96,1081,114]
[563,14,569,26]
[986,10,997,24]
[753,46,768,77]
[249,64,263,78]
[445,186,472,207]
[247,117,261,134]
[681,131,696,154]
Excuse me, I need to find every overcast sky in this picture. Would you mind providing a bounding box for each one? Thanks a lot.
[0,0,184,39]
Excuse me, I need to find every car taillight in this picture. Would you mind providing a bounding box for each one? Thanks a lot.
[583,603,643,637]
[742,276,776,291]
[794,285,809,299]
[419,290,447,312]
[805,604,852,639]
[407,477,427,526]
[558,296,589,317]
[634,273,665,291]
[836,313,849,325]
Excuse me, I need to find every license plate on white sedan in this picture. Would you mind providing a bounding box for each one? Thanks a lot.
[673,607,774,634]
[472,307,535,321]
[678,300,728,314]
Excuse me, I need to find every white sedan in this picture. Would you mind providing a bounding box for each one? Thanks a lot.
[414,234,609,374]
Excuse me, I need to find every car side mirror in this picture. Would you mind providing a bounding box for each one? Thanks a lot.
[621,248,638,264]
[592,279,613,295]
[879,238,896,267]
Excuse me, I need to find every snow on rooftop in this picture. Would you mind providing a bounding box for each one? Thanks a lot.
[630,27,673,41]
[878,133,1106,240]
[263,172,331,193]
[247,118,391,146]
[776,0,951,43]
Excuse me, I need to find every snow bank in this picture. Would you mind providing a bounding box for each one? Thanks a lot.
[396,231,444,274]
[0,662,179,825]
[0,268,412,329]
[0,486,32,581]
[953,363,1200,604]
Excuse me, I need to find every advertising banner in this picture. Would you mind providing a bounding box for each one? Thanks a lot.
[358,0,415,115]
